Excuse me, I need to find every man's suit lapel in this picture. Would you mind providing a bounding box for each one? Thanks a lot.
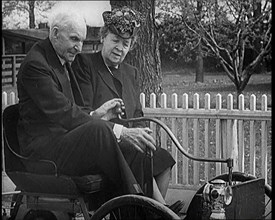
[95,52,120,97]
[43,38,70,94]
[65,63,85,106]
[42,38,84,105]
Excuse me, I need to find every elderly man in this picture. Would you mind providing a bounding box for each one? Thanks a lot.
[16,7,158,198]
[72,6,184,213]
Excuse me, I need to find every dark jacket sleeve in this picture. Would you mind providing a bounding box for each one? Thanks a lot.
[19,59,103,131]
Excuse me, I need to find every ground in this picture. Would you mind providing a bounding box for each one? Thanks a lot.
[1,70,272,219]
[3,70,272,108]
[161,70,271,109]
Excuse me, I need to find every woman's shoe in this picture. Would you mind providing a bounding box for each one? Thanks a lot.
[166,200,185,215]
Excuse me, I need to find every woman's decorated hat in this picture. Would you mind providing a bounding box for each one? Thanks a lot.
[102,6,144,39]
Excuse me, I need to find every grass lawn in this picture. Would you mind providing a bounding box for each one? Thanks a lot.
[161,70,271,110]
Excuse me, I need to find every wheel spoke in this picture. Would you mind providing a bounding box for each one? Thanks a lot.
[264,197,271,219]
[91,194,180,220]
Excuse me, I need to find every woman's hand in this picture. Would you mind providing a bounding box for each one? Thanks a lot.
[92,98,125,120]
[120,127,156,153]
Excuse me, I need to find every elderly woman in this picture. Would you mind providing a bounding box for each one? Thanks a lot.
[72,6,184,214]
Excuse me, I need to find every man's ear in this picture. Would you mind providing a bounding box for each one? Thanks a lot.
[52,27,59,39]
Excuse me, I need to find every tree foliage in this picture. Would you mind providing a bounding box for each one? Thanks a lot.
[157,14,196,63]
[156,0,208,63]
[156,0,207,83]
[2,0,56,29]
[157,0,272,96]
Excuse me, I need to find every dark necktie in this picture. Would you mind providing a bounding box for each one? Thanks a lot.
[63,63,75,103]
[64,62,85,106]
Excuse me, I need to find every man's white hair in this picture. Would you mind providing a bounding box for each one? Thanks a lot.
[48,4,86,35]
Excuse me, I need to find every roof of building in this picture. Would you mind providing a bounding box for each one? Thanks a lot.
[2,29,49,41]
[2,27,100,42]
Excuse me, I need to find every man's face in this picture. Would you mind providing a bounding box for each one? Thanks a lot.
[101,32,132,67]
[53,22,86,62]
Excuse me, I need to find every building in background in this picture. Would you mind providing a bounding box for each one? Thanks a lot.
[2,24,101,87]
[2,24,101,55]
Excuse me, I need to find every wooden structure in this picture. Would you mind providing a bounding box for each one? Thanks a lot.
[2,26,102,87]
[2,29,49,55]
[2,26,101,55]
[140,92,271,188]
[3,91,272,189]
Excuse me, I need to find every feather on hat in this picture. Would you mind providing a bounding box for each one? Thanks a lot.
[102,6,144,39]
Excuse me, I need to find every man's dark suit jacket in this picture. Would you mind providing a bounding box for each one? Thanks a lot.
[16,38,113,157]
[72,52,144,127]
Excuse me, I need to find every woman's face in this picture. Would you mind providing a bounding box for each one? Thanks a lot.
[101,32,132,67]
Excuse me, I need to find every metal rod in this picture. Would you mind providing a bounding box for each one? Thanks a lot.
[119,117,233,169]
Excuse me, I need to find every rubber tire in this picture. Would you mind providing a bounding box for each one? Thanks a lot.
[23,209,57,220]
[91,194,181,220]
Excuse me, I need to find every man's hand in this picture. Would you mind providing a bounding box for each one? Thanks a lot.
[120,127,156,153]
[92,98,125,120]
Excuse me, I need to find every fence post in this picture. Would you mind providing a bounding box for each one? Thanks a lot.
[204,93,210,181]
[261,94,268,182]
[140,93,145,108]
[149,93,157,140]
[231,120,239,171]
[215,94,222,176]
[238,94,245,172]
[2,91,8,108]
[160,93,167,150]
[10,92,16,105]
[181,93,189,185]
[226,92,239,172]
[2,92,7,173]
[193,93,200,185]
[249,94,256,176]
[171,93,178,185]
[2,122,5,173]
[224,94,233,172]
[12,55,16,87]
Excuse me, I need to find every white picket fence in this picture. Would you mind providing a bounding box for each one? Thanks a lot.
[140,92,271,188]
[2,91,272,188]
[2,54,26,87]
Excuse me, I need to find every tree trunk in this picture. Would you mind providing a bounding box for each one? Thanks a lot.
[252,0,263,73]
[28,1,35,29]
[195,0,204,83]
[195,42,204,82]
[110,0,162,106]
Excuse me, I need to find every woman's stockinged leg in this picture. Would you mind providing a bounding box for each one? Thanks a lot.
[155,167,171,199]
[152,177,166,204]
[152,168,171,204]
